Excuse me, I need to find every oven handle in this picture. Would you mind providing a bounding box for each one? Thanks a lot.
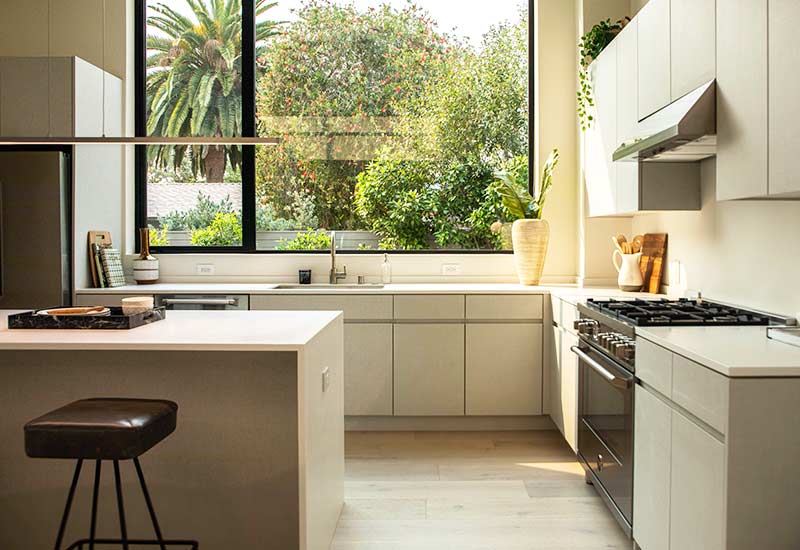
[161,298,238,307]
[570,346,633,389]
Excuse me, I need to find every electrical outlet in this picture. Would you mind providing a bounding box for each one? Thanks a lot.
[196,264,216,276]
[442,264,462,276]
[321,367,330,392]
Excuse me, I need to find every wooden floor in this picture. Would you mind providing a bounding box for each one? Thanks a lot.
[331,431,630,550]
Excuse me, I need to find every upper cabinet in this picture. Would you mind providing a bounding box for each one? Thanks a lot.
[637,0,671,120]
[584,43,618,217]
[670,0,716,101]
[0,0,128,138]
[716,0,768,200]
[716,0,800,199]
[768,0,800,197]
[584,5,703,218]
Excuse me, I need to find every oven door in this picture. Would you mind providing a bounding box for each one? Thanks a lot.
[572,343,635,534]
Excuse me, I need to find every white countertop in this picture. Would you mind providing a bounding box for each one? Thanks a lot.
[76,282,662,297]
[636,325,800,377]
[0,310,342,352]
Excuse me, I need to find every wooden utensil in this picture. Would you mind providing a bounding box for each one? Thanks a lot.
[639,233,668,293]
[632,235,644,253]
[611,236,625,253]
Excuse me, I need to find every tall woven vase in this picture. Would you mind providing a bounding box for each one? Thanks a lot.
[512,219,550,286]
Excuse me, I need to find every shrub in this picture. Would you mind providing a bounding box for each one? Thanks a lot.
[148,225,169,247]
[276,229,331,251]
[161,192,237,231]
[190,213,243,246]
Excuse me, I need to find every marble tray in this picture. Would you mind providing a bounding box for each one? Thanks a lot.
[8,307,166,330]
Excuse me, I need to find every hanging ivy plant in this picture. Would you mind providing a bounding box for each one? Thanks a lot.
[577,17,629,131]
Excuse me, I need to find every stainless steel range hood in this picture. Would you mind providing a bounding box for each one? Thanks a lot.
[613,80,716,162]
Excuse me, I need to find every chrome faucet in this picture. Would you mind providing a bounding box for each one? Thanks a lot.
[329,231,347,284]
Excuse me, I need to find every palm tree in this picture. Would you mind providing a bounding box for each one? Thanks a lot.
[146,0,280,182]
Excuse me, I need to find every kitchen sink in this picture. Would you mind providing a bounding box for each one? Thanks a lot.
[273,284,385,290]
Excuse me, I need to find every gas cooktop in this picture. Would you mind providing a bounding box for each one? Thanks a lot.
[585,298,779,327]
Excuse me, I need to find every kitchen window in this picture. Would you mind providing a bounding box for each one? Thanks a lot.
[135,0,532,252]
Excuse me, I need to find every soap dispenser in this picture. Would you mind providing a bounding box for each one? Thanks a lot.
[381,254,392,284]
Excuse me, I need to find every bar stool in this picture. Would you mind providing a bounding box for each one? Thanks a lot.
[24,398,198,550]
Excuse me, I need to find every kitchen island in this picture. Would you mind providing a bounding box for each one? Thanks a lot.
[0,310,344,550]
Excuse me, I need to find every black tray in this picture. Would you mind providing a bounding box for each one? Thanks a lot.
[8,307,167,330]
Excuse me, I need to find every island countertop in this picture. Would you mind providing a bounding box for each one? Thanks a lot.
[0,309,343,352]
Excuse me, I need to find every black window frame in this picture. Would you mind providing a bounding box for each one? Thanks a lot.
[134,0,533,255]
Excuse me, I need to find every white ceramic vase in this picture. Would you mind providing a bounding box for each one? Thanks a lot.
[133,228,159,285]
[612,250,643,291]
[512,219,550,286]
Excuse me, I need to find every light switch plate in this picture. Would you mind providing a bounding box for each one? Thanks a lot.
[442,264,462,276]
[196,264,216,276]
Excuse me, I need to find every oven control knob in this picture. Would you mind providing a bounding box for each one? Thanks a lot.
[616,342,636,361]
[574,319,599,336]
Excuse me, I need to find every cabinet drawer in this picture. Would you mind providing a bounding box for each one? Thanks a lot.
[672,355,729,434]
[250,295,392,321]
[394,295,464,320]
[466,295,543,320]
[637,337,673,398]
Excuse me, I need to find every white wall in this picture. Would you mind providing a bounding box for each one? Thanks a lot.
[632,159,800,317]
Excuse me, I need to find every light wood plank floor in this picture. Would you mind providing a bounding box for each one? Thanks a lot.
[332,431,630,550]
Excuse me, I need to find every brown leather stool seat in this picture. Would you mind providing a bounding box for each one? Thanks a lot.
[25,398,178,460]
[24,398,196,549]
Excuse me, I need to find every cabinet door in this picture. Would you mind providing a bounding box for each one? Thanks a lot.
[584,43,617,217]
[616,19,640,214]
[465,324,542,416]
[669,411,726,550]
[671,0,716,101]
[549,326,564,434]
[558,330,579,452]
[638,0,671,119]
[768,0,800,196]
[393,324,465,416]
[344,324,393,416]
[717,0,768,200]
[633,385,672,550]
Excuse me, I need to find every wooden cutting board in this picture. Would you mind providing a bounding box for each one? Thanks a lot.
[87,231,112,288]
[639,233,667,294]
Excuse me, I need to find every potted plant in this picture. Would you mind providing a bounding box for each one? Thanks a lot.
[577,18,629,130]
[494,149,560,285]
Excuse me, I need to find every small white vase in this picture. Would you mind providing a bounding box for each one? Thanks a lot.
[512,219,550,286]
[613,250,643,291]
[133,228,160,285]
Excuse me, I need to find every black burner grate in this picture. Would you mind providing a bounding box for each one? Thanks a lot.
[585,298,771,327]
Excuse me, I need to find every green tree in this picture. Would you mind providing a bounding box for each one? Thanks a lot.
[146,0,281,181]
[255,0,452,229]
[355,11,529,249]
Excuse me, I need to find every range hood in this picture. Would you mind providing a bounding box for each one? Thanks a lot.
[613,80,716,162]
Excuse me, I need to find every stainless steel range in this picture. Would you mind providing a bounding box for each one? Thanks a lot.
[571,298,787,538]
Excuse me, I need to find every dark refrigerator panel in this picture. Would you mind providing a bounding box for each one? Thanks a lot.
[0,151,71,309]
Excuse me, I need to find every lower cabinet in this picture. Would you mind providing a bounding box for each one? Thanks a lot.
[558,329,580,452]
[669,410,725,550]
[465,324,542,415]
[634,384,726,550]
[344,324,393,416]
[393,324,465,416]
[633,385,672,550]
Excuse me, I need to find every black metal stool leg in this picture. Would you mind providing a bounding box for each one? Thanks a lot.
[54,459,84,550]
[112,460,129,550]
[134,458,167,550]
[89,460,102,550]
